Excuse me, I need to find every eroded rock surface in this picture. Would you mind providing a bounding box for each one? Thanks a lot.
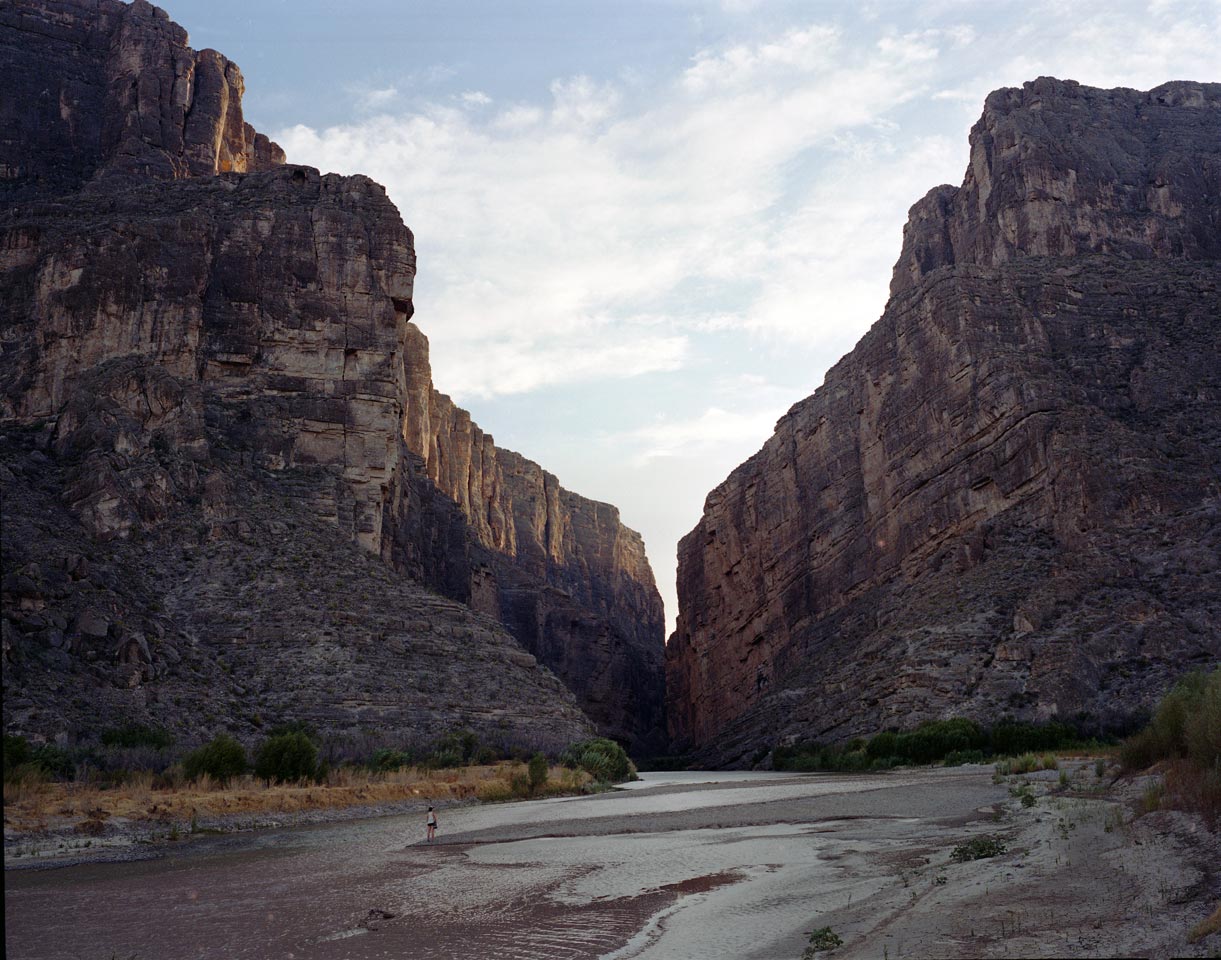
[1,0,663,752]
[667,78,1221,764]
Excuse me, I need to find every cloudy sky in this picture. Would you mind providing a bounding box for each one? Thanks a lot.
[167,0,1219,633]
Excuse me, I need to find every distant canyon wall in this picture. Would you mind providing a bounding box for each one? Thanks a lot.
[667,78,1221,763]
[0,0,664,752]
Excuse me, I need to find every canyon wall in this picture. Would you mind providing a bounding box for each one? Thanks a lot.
[1,0,663,752]
[667,78,1221,764]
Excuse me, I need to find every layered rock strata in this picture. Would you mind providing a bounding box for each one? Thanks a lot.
[667,78,1221,764]
[1,0,663,751]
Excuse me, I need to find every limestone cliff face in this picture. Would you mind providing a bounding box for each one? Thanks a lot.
[1,0,663,752]
[400,329,666,750]
[668,79,1221,763]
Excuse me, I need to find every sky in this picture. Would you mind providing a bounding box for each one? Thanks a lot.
[161,0,1220,635]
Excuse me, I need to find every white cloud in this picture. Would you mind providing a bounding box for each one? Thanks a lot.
[435,333,688,400]
[682,25,841,92]
[351,84,398,112]
[615,405,788,467]
[276,1,1221,421]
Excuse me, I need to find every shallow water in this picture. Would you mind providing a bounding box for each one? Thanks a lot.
[4,768,1002,959]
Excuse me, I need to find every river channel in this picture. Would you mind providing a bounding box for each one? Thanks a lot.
[8,766,1208,959]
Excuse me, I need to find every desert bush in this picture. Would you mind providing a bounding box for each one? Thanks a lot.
[255,732,318,784]
[428,729,480,768]
[995,753,1040,776]
[802,926,843,956]
[949,835,1007,862]
[1184,670,1221,769]
[3,734,32,778]
[183,735,247,785]
[368,748,411,773]
[894,718,986,764]
[100,724,174,750]
[152,762,186,790]
[1163,759,1221,827]
[943,749,986,767]
[561,738,634,783]
[1121,668,1219,771]
[773,741,871,772]
[30,743,76,780]
[989,720,1076,756]
[528,753,549,793]
[267,720,320,743]
[865,731,898,759]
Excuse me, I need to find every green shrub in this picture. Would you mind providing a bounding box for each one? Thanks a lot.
[528,753,549,793]
[255,732,318,784]
[429,729,480,768]
[990,720,1075,756]
[368,748,411,772]
[943,749,986,767]
[3,734,32,778]
[473,746,499,766]
[1183,670,1221,769]
[950,835,1007,862]
[802,926,843,956]
[183,735,247,785]
[267,720,319,743]
[866,731,898,759]
[100,724,174,750]
[1121,669,1218,770]
[30,743,76,780]
[561,738,634,783]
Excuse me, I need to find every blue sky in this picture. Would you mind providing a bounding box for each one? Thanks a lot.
[163,0,1220,633]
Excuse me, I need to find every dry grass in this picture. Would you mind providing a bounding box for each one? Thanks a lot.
[1162,758,1221,827]
[2,762,590,835]
[1188,902,1221,944]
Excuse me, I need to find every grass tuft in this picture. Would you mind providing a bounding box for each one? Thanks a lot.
[950,835,1007,862]
[1188,902,1221,944]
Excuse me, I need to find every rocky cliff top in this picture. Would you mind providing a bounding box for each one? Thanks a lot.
[1,0,283,197]
[889,77,1221,297]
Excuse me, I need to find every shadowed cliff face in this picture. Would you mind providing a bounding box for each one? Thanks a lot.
[667,78,1221,764]
[0,0,664,752]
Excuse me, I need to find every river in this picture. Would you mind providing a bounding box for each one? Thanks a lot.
[5,766,1213,959]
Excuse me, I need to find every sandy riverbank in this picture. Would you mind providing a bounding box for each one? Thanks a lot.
[5,764,1219,959]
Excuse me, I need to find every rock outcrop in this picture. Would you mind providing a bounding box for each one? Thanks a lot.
[1,0,664,752]
[667,78,1221,764]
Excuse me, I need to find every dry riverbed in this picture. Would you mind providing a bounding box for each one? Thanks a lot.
[5,763,1220,959]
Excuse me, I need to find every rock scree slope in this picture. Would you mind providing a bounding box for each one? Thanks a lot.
[0,0,664,753]
[667,77,1221,764]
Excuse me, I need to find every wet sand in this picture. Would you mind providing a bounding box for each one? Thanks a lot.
[5,766,1219,959]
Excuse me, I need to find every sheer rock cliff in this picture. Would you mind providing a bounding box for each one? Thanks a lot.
[1,0,663,752]
[667,78,1221,764]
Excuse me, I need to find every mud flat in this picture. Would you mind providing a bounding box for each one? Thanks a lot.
[4,765,1219,959]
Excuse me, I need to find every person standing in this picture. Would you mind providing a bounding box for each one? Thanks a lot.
[426,806,437,842]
